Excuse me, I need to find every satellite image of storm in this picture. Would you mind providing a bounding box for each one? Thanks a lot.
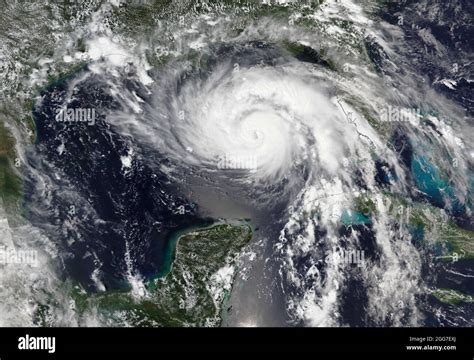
[0,0,473,334]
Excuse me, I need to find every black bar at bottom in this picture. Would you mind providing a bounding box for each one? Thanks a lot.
[0,327,472,357]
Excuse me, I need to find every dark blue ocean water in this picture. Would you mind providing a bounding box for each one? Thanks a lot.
[28,69,209,292]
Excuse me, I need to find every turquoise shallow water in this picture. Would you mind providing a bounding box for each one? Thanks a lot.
[150,221,214,286]
[341,209,371,226]
[411,154,458,210]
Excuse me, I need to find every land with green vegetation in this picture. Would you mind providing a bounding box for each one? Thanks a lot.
[404,202,474,260]
[0,121,22,214]
[431,288,473,305]
[34,223,253,326]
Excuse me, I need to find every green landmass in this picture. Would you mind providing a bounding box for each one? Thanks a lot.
[431,288,473,305]
[387,197,474,260]
[0,121,22,213]
[57,223,252,326]
[282,40,336,71]
[354,195,376,216]
[344,96,390,137]
[437,222,474,260]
